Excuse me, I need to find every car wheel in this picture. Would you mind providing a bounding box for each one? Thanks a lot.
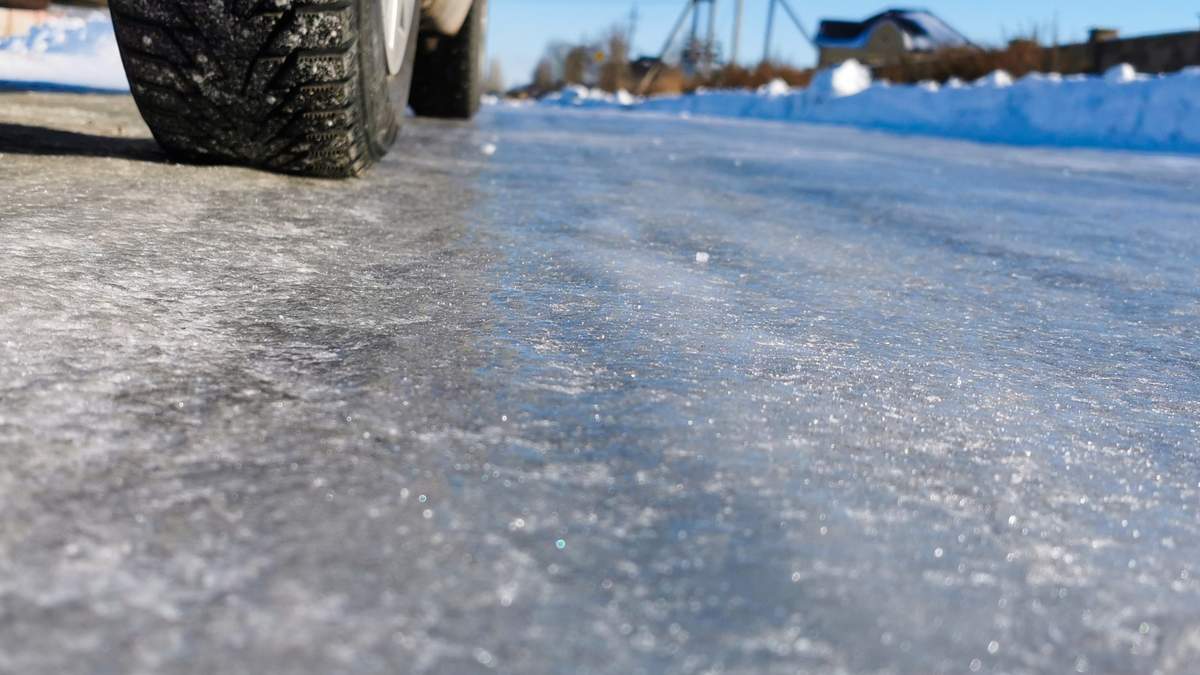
[409,0,485,119]
[110,0,419,177]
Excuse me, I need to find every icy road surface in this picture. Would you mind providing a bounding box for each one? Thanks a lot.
[2,95,1199,675]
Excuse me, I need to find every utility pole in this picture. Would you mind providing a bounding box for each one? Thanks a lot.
[639,0,722,91]
[763,0,777,63]
[654,0,696,66]
[682,0,717,75]
[731,0,744,65]
[777,0,815,47]
[763,0,814,64]
[628,3,640,48]
[689,0,702,51]
[705,0,718,75]
[638,0,695,93]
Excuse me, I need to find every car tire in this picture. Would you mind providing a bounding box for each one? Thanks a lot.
[408,0,485,119]
[109,0,419,178]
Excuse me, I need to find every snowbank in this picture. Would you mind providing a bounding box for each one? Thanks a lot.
[0,8,127,92]
[540,60,1200,154]
[806,59,871,100]
[541,85,637,108]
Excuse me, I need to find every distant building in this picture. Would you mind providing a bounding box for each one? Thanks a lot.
[1055,27,1200,76]
[629,56,662,80]
[814,9,973,68]
[1,7,49,38]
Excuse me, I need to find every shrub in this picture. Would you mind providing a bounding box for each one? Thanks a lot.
[875,41,1090,84]
[637,62,814,96]
[708,62,814,90]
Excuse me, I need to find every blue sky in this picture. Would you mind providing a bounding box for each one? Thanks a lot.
[486,0,1200,86]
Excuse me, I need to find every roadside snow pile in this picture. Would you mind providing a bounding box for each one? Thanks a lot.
[541,60,1200,153]
[0,8,127,92]
[805,58,871,100]
[757,78,790,97]
[541,84,637,108]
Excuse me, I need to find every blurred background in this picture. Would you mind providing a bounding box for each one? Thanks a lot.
[2,1,1198,97]
[484,0,1200,96]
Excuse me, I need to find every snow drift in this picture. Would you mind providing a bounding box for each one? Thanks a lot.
[540,60,1200,154]
[0,8,127,92]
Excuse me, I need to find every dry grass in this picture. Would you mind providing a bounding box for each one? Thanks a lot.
[875,41,1089,84]
[707,62,814,90]
[636,61,814,96]
[538,43,1068,98]
[641,67,687,96]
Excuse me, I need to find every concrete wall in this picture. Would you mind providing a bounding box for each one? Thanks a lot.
[824,25,1200,78]
[1089,31,1200,74]
[1047,30,1200,75]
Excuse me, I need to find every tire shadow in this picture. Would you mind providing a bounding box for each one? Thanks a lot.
[0,122,164,163]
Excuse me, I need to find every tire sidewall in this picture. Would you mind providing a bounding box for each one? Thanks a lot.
[467,0,487,117]
[361,0,419,160]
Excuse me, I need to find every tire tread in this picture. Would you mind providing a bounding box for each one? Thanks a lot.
[111,0,381,177]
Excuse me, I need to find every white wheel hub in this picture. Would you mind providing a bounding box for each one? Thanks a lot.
[382,0,417,75]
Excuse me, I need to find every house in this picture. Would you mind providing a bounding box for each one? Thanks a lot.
[815,9,973,67]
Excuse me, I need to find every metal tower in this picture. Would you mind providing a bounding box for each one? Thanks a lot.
[651,0,721,76]
[639,0,816,93]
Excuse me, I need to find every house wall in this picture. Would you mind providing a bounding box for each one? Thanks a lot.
[818,21,908,67]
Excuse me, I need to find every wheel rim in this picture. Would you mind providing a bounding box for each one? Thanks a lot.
[382,0,416,75]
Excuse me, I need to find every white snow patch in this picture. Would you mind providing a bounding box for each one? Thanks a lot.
[539,61,1200,154]
[1103,63,1139,84]
[758,78,791,97]
[695,252,711,264]
[807,59,872,100]
[541,84,637,108]
[0,8,127,91]
[974,70,1013,88]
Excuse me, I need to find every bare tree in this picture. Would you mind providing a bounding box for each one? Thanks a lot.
[599,28,632,93]
[483,58,505,95]
[532,58,556,94]
[531,23,633,94]
[563,46,591,85]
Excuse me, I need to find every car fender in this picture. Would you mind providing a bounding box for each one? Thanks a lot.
[420,0,472,36]
[0,0,50,8]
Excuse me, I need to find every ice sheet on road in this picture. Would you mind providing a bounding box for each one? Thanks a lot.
[1,97,1199,675]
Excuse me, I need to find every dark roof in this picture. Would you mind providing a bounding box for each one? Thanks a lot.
[815,8,972,51]
[818,19,871,42]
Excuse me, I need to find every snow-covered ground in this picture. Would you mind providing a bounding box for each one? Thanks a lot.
[0,7,126,92]
[541,60,1200,154]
